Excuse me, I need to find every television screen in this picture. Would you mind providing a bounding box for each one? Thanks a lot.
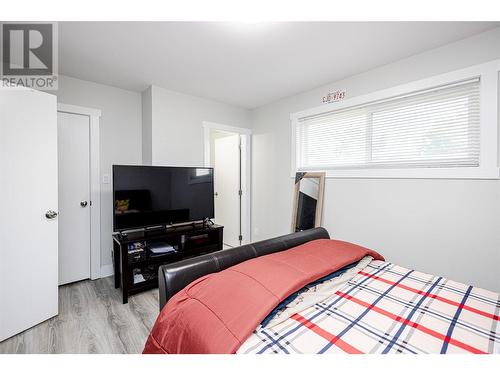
[113,165,214,231]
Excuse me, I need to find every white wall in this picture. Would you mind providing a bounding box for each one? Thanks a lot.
[148,85,251,166]
[54,75,142,270]
[251,27,500,292]
[50,27,500,292]
[142,86,152,165]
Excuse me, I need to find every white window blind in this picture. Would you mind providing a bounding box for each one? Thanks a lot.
[296,78,480,171]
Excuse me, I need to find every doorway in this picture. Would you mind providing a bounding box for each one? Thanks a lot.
[203,122,251,247]
[57,104,101,284]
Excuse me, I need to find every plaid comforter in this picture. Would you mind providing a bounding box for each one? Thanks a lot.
[237,260,500,354]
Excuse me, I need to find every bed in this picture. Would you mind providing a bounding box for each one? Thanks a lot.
[143,228,500,354]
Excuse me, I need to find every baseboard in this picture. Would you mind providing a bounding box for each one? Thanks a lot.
[100,264,114,278]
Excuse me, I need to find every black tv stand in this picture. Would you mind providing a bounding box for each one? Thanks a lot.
[112,223,223,303]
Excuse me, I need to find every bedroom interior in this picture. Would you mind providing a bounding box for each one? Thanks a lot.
[1,1,500,373]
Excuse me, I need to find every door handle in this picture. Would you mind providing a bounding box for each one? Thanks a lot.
[80,201,88,208]
[45,210,58,219]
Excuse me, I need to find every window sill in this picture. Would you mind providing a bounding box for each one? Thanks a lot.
[291,167,500,180]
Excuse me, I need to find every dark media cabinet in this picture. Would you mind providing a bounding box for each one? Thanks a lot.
[112,223,223,303]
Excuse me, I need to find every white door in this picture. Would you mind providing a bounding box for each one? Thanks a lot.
[57,112,91,285]
[214,134,241,247]
[0,87,58,342]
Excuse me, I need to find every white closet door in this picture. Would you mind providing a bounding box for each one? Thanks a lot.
[57,112,91,285]
[214,134,241,247]
[0,87,58,342]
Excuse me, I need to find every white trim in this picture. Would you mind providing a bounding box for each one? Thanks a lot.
[290,60,500,179]
[202,121,252,245]
[100,264,114,278]
[57,103,102,280]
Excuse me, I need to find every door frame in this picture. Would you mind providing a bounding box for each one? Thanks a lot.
[57,103,102,280]
[202,121,252,245]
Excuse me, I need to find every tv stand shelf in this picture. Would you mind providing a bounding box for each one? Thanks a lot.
[112,223,223,303]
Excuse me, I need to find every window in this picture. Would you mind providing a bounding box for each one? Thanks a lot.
[296,79,480,172]
[292,60,500,179]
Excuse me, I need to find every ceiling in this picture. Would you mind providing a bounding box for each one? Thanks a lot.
[59,22,499,109]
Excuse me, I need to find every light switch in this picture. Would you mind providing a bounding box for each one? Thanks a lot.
[102,174,110,184]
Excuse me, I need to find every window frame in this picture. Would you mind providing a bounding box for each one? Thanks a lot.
[290,60,500,179]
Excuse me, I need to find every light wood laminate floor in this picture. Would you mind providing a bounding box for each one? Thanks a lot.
[0,277,159,354]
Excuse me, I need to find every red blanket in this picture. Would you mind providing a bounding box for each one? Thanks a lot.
[143,239,383,354]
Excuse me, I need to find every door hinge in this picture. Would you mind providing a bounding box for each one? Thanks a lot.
[238,235,243,241]
[238,190,242,196]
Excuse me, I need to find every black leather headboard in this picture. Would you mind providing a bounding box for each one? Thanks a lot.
[158,227,330,310]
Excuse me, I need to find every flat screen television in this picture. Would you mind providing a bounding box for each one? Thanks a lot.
[113,165,214,231]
